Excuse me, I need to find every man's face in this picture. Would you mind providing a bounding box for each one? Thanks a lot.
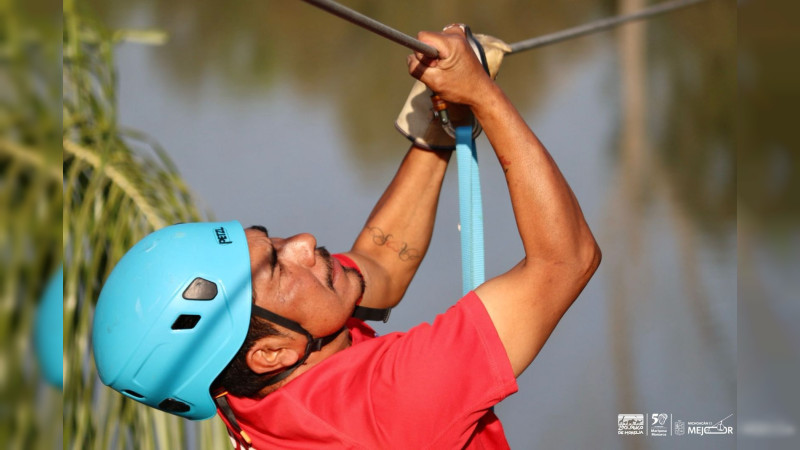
[244,227,363,338]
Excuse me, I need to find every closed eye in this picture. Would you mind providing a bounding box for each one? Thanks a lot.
[271,242,278,276]
[248,225,277,275]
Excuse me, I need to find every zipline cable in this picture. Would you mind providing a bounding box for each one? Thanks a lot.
[300,0,439,58]
[508,0,707,54]
[300,0,709,58]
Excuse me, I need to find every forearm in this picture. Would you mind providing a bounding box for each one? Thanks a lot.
[472,83,598,265]
[350,145,451,307]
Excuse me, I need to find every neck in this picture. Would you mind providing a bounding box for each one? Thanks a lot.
[257,329,352,397]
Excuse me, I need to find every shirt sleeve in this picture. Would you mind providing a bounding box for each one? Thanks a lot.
[363,292,518,448]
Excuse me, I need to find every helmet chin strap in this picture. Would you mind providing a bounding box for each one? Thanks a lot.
[215,302,392,447]
[214,304,338,450]
[243,302,395,388]
[250,305,345,386]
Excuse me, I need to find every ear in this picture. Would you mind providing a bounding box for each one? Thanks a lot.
[245,335,301,374]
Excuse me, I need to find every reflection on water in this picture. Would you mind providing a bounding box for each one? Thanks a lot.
[92,0,744,448]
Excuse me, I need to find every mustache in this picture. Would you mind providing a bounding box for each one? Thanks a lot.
[316,246,335,290]
[316,247,366,297]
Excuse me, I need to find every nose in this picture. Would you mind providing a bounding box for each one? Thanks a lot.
[278,233,317,267]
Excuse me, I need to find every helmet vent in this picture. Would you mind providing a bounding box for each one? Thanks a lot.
[182,277,218,300]
[159,398,191,414]
[171,314,201,330]
[123,389,144,399]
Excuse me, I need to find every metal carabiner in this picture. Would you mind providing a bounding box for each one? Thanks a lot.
[430,25,487,139]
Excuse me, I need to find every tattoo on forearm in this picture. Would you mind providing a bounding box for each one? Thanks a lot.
[370,228,392,246]
[366,226,421,261]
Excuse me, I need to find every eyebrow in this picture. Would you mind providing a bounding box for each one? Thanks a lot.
[247,225,269,236]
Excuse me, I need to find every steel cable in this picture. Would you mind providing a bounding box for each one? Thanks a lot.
[300,0,710,57]
[508,0,708,54]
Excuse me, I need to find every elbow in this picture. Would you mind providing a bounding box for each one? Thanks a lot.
[587,240,602,277]
[578,236,602,281]
[527,235,601,283]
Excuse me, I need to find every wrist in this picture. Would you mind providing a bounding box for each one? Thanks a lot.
[430,147,454,164]
[467,79,503,114]
[409,144,453,166]
[471,84,517,135]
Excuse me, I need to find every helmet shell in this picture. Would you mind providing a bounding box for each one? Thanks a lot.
[35,266,63,389]
[92,221,252,420]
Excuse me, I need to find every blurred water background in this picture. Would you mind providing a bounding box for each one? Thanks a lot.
[4,0,799,449]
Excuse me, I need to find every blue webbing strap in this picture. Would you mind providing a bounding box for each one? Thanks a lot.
[455,125,485,295]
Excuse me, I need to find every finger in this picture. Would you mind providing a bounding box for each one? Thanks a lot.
[407,53,417,71]
[416,31,448,61]
[409,48,437,69]
[407,54,428,80]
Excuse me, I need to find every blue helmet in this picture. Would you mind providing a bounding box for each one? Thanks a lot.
[92,221,252,420]
[35,265,64,389]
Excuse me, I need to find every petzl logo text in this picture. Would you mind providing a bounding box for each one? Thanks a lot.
[215,227,233,245]
[618,414,644,435]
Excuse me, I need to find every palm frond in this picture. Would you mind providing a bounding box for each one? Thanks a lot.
[0,0,63,448]
[62,2,228,448]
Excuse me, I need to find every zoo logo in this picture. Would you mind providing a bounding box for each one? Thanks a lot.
[618,414,644,436]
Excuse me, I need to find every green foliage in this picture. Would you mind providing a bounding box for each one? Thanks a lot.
[0,0,62,448]
[62,0,227,448]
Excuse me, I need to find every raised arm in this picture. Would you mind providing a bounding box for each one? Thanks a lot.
[409,28,601,377]
[344,146,451,310]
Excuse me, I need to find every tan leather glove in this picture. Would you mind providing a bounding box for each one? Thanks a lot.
[395,29,511,150]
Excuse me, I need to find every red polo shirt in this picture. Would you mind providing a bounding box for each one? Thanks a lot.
[221,257,518,449]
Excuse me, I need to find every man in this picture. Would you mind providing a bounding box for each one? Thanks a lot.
[93,26,600,449]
